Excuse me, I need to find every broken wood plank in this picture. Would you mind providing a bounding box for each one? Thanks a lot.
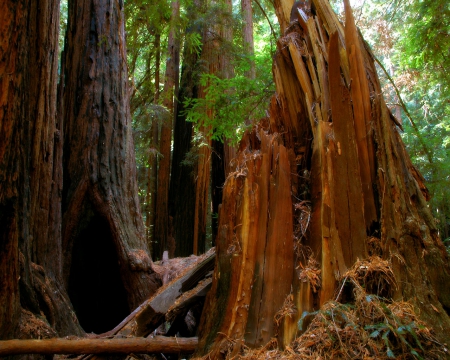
[167,278,213,324]
[122,249,215,338]
[181,255,214,293]
[0,337,198,356]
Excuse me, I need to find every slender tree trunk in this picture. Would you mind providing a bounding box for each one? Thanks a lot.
[154,0,180,259]
[169,0,204,257]
[195,0,450,356]
[241,0,256,79]
[211,0,236,244]
[193,19,221,255]
[60,0,160,333]
[145,34,162,253]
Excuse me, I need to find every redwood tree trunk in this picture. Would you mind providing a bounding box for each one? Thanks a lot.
[196,0,450,356]
[60,0,160,332]
[154,0,180,260]
[169,0,203,257]
[146,33,161,253]
[0,0,83,340]
[211,0,236,244]
[241,0,256,79]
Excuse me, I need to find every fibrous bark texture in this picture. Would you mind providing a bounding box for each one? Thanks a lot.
[0,0,83,340]
[196,0,450,356]
[60,0,159,329]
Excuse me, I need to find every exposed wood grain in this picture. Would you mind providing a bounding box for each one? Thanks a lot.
[328,31,367,266]
[343,0,377,229]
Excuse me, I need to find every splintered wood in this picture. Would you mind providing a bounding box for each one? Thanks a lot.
[196,132,295,357]
[194,0,449,356]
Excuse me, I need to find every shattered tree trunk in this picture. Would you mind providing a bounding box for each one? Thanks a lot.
[60,0,160,332]
[196,0,450,356]
[0,0,83,340]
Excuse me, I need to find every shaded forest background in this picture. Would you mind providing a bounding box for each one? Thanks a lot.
[92,0,450,258]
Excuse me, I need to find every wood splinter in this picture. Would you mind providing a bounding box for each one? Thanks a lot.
[0,336,198,356]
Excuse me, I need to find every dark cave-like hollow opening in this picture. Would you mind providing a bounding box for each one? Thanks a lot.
[68,214,129,334]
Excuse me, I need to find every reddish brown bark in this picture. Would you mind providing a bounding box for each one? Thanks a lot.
[211,0,237,243]
[60,0,160,329]
[0,0,83,339]
[145,34,161,253]
[168,0,201,257]
[154,0,180,259]
[0,0,25,339]
[0,337,198,356]
[241,0,256,79]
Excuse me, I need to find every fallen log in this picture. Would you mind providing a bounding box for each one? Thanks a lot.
[0,336,198,356]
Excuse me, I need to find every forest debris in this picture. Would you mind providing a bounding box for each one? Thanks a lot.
[166,277,213,324]
[218,291,447,360]
[274,294,297,329]
[95,248,215,339]
[297,257,321,293]
[152,248,214,285]
[18,309,57,340]
[0,336,198,356]
[342,256,397,299]
[208,257,447,360]
[294,200,311,239]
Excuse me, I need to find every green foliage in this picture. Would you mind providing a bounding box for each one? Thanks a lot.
[183,16,276,144]
[132,104,170,207]
[184,31,203,56]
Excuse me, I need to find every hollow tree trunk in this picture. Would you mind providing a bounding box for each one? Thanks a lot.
[195,0,450,356]
[60,0,160,331]
[0,0,83,341]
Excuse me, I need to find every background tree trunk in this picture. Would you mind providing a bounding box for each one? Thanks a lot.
[154,0,180,260]
[241,0,256,80]
[169,0,204,257]
[60,0,160,333]
[145,33,161,254]
[195,0,450,355]
[211,0,237,244]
